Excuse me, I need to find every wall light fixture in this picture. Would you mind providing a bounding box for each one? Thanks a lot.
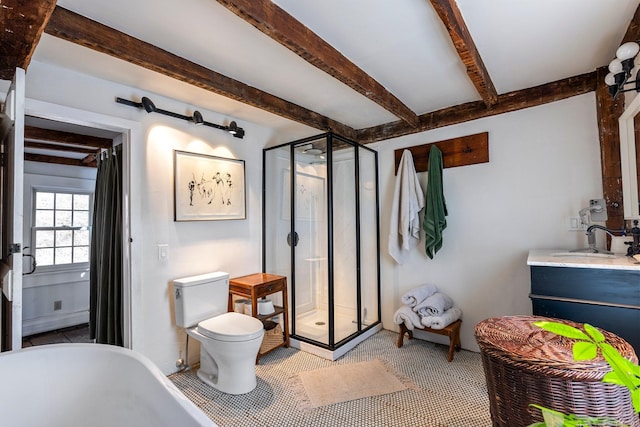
[605,41,640,99]
[116,96,245,139]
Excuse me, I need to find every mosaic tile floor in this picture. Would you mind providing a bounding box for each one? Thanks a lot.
[170,329,491,427]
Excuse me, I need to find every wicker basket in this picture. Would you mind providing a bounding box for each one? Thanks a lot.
[260,323,283,354]
[474,315,639,427]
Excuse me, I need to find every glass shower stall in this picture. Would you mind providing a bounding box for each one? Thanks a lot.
[263,132,381,359]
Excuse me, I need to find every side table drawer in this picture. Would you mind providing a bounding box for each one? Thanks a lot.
[257,280,284,296]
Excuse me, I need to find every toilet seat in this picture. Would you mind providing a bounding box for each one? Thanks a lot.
[197,312,264,342]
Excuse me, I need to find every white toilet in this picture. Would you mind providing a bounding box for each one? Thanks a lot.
[172,271,264,395]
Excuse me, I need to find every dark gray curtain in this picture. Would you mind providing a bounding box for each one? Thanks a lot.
[90,145,123,346]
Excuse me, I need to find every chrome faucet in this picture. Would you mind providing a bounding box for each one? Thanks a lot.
[585,220,640,256]
[584,225,624,254]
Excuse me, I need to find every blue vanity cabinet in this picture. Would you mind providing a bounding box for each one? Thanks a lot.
[529,266,640,354]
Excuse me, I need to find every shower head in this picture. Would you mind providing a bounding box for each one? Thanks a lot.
[299,142,326,156]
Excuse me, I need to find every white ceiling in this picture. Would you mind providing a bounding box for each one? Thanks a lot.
[31,0,640,139]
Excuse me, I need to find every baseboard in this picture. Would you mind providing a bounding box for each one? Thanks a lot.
[23,311,89,336]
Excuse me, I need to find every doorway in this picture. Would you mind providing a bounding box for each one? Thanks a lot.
[6,98,140,350]
[21,116,119,347]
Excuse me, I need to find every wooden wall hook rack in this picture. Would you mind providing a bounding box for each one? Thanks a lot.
[394,132,489,175]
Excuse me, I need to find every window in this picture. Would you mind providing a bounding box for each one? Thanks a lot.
[32,190,92,267]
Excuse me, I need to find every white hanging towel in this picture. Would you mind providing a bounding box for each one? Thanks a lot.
[388,149,425,264]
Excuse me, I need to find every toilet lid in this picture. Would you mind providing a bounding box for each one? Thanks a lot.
[197,312,264,342]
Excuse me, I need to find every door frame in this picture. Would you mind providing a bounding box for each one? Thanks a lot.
[1,68,25,351]
[24,98,143,351]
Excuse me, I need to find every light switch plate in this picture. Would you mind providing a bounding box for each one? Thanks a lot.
[568,217,584,231]
[158,244,168,262]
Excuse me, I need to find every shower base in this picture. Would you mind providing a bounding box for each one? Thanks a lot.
[290,308,382,360]
[295,309,358,342]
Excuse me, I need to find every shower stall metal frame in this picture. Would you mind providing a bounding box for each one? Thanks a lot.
[262,132,381,352]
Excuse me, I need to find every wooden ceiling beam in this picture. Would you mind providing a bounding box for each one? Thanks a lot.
[357,72,597,144]
[215,0,419,127]
[25,140,97,155]
[429,0,498,107]
[25,153,96,168]
[81,153,97,165]
[25,125,113,149]
[0,0,56,79]
[44,6,357,139]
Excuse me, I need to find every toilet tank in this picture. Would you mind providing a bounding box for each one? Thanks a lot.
[172,271,230,328]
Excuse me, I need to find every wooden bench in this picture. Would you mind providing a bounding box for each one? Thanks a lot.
[397,319,462,362]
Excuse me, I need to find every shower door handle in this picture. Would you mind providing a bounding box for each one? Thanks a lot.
[287,231,299,247]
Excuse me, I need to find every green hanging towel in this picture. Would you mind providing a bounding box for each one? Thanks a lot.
[423,145,447,259]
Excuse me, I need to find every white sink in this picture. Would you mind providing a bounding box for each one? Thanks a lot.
[551,252,618,259]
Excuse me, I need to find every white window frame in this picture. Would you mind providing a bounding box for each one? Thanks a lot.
[30,187,94,273]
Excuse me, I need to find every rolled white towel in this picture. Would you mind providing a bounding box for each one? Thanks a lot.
[393,305,422,331]
[421,306,463,330]
[413,292,453,317]
[420,315,434,328]
[401,284,438,308]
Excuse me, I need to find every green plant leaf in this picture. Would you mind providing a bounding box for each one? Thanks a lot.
[602,352,640,382]
[632,388,640,413]
[599,343,637,390]
[583,323,605,343]
[572,341,597,361]
[539,408,567,427]
[602,370,626,386]
[531,321,640,420]
[533,321,590,341]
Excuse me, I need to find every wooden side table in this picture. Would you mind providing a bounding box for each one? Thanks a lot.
[228,273,290,360]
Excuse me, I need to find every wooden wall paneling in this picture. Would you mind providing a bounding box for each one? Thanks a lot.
[394,132,488,175]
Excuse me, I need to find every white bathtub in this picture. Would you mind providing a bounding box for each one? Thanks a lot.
[0,344,216,427]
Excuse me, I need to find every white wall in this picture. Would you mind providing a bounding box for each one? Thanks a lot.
[377,93,603,351]
[20,60,604,370]
[24,60,282,373]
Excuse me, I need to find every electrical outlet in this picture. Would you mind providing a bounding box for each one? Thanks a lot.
[54,300,62,311]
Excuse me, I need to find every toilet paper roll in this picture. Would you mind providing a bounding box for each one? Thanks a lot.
[610,236,630,254]
[234,299,248,313]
